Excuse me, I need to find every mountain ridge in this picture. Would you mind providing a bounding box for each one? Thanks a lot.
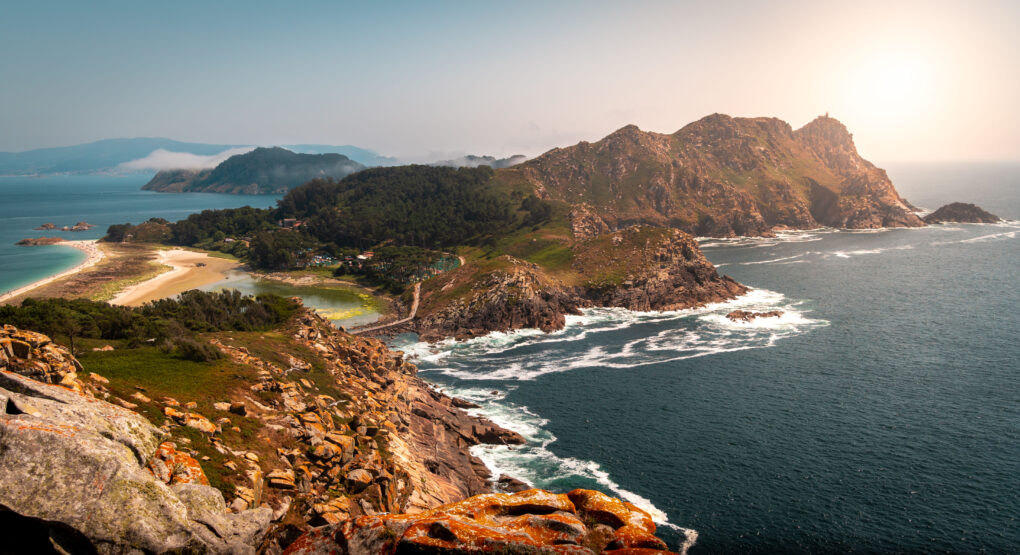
[498,113,923,237]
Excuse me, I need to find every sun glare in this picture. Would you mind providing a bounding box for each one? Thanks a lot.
[844,50,937,121]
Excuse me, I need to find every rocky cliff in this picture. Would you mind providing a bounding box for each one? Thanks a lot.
[497,114,923,237]
[415,226,746,341]
[143,147,365,194]
[6,316,652,553]
[923,202,1001,224]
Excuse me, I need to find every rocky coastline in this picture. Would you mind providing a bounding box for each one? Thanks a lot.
[2,315,687,554]
[415,226,746,342]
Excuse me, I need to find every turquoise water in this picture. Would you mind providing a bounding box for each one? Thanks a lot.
[201,271,382,328]
[0,175,280,296]
[394,163,1020,553]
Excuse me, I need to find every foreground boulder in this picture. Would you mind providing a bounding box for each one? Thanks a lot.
[0,331,273,554]
[284,488,679,554]
[923,202,1001,224]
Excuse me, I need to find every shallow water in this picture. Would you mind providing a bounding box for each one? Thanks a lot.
[201,271,382,328]
[0,175,280,295]
[394,163,1020,553]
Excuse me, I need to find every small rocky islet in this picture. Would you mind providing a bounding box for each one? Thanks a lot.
[922,202,1001,224]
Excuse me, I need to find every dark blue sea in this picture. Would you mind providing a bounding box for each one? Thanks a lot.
[0,175,280,295]
[394,162,1020,554]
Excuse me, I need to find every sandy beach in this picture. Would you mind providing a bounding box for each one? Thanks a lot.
[108,249,241,306]
[0,240,106,303]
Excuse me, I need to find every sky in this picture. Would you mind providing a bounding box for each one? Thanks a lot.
[1,0,1018,162]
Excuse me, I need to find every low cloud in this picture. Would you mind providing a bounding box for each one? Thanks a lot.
[117,147,255,171]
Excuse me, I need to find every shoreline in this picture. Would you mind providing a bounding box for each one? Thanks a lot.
[108,248,240,306]
[0,240,105,303]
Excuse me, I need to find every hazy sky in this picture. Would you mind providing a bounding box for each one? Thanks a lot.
[2,0,1018,162]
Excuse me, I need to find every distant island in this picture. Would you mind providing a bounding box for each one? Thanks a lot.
[34,221,94,232]
[141,147,366,194]
[923,202,1001,224]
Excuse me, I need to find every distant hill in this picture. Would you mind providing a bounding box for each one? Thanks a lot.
[494,114,923,237]
[283,144,400,167]
[141,147,366,194]
[431,154,528,169]
[0,138,398,176]
[0,138,244,176]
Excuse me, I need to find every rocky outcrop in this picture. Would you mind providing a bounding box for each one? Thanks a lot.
[923,202,1001,224]
[16,236,66,246]
[576,227,747,312]
[502,113,923,237]
[416,227,746,341]
[726,310,784,322]
[0,318,532,552]
[0,325,85,392]
[283,488,678,554]
[416,256,583,341]
[0,346,273,553]
[195,312,525,549]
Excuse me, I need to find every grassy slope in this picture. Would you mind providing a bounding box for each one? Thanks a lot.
[75,328,352,496]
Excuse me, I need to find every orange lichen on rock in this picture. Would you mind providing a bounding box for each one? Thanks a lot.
[284,488,678,554]
[148,441,210,486]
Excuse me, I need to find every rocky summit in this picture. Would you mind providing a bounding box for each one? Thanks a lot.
[496,114,923,237]
[0,317,679,553]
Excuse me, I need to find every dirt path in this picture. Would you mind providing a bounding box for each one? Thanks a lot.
[351,282,420,334]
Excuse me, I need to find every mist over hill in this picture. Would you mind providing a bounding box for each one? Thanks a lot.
[141,147,366,194]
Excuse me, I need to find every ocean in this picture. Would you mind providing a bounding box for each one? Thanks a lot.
[392,162,1020,553]
[0,175,281,295]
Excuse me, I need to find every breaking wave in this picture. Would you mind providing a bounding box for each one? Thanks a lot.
[392,288,826,553]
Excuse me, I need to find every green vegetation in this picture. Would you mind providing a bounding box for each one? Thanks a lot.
[0,290,300,360]
[106,165,555,278]
[291,166,522,248]
[142,147,365,194]
[335,246,452,294]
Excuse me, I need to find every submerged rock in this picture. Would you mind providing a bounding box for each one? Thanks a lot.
[726,310,784,322]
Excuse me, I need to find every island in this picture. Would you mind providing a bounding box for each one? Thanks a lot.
[142,146,365,194]
[923,202,1001,224]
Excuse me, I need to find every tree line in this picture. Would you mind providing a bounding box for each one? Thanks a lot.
[0,290,299,361]
[104,165,553,274]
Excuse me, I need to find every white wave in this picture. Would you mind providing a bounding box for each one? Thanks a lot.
[400,288,826,383]
[434,386,698,552]
[392,288,827,554]
[738,253,806,265]
[957,230,1018,243]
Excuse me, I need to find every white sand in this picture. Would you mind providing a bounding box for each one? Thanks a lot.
[0,240,105,302]
[108,248,240,306]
